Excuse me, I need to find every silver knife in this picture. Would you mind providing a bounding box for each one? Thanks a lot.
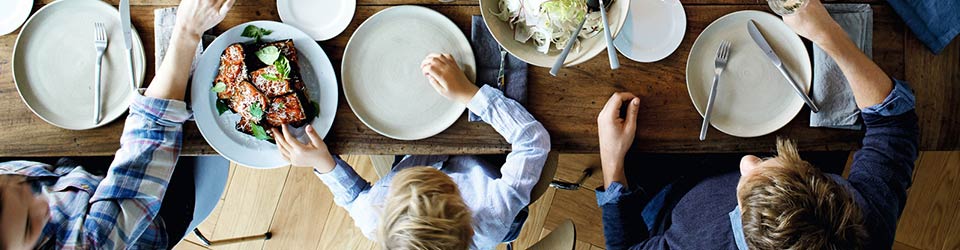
[120,0,137,93]
[747,20,819,113]
[497,47,506,91]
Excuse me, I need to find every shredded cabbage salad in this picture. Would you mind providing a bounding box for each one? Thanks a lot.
[493,0,603,54]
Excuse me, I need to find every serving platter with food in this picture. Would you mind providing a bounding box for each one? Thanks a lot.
[192,21,338,169]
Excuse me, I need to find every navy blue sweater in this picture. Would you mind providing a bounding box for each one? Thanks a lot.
[597,81,919,250]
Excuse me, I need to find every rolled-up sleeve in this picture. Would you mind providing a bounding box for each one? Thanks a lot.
[596,182,650,249]
[84,95,190,248]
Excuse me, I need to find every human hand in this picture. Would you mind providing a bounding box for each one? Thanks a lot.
[273,125,336,173]
[597,92,640,188]
[782,0,844,45]
[175,0,235,38]
[421,53,479,105]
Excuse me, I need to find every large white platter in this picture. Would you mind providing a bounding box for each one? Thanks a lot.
[12,0,146,130]
[342,6,475,141]
[191,21,339,169]
[614,0,686,62]
[686,10,811,138]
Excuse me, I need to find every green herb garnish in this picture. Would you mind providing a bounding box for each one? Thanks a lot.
[311,101,320,118]
[250,123,271,140]
[211,82,227,93]
[261,73,281,82]
[255,46,280,65]
[249,101,264,121]
[274,56,290,80]
[241,25,273,43]
[216,99,230,115]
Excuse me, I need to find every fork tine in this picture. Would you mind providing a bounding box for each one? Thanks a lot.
[721,41,730,61]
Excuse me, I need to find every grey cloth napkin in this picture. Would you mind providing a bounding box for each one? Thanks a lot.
[469,15,528,122]
[810,4,872,130]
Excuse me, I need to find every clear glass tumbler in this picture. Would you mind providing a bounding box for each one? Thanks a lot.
[767,0,808,15]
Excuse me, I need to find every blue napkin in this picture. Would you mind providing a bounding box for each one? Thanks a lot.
[469,16,528,122]
[810,4,872,130]
[885,0,960,54]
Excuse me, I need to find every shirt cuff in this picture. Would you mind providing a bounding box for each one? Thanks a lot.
[466,85,497,117]
[315,156,370,204]
[131,95,191,125]
[862,79,916,117]
[596,182,637,207]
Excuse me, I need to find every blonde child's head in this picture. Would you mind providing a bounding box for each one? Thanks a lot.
[379,167,473,250]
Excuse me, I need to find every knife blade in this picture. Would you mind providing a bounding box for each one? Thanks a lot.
[120,0,137,92]
[747,20,819,113]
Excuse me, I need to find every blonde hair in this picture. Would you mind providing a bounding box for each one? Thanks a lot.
[379,167,473,250]
[738,138,866,250]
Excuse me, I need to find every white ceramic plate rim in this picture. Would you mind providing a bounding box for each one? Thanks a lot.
[191,21,339,169]
[11,0,146,130]
[277,0,355,41]
[685,10,811,138]
[341,5,473,141]
[613,0,686,63]
[0,0,33,35]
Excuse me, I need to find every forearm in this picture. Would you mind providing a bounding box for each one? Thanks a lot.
[601,156,628,189]
[815,29,893,109]
[144,28,201,101]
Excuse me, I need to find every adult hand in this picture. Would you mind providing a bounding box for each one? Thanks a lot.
[597,92,640,188]
[421,53,480,105]
[782,0,843,45]
[175,0,235,38]
[273,125,336,173]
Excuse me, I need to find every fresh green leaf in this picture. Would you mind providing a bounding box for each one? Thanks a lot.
[250,123,271,140]
[211,82,227,93]
[261,73,281,82]
[311,101,320,118]
[216,99,230,115]
[255,46,280,65]
[274,56,290,79]
[249,101,264,121]
[241,25,273,42]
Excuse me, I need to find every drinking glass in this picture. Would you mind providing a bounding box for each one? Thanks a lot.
[767,0,807,15]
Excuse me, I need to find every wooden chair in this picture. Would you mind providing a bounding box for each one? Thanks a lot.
[527,219,577,250]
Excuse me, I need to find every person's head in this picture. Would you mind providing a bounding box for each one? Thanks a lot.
[379,167,473,250]
[0,175,49,250]
[736,138,867,250]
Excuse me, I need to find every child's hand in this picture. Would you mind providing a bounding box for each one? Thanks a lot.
[175,0,235,38]
[597,92,640,188]
[421,53,479,105]
[272,125,336,173]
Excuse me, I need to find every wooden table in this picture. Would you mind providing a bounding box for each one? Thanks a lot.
[0,0,956,157]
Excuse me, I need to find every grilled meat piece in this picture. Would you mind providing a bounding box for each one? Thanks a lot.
[250,66,294,97]
[214,43,247,100]
[229,81,269,123]
[265,92,308,128]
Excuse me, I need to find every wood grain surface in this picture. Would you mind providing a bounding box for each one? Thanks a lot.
[0,0,953,156]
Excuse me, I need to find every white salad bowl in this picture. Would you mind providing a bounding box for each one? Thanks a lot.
[480,0,629,68]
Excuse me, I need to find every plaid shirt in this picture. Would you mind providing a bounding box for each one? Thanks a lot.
[0,95,191,249]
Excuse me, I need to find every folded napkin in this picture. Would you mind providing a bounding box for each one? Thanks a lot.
[885,0,960,54]
[810,4,872,130]
[469,15,528,122]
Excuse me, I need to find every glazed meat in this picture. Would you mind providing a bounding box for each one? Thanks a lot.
[265,92,308,128]
[229,81,269,123]
[214,44,247,100]
[250,66,294,97]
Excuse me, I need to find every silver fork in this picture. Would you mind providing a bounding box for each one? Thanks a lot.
[699,40,731,141]
[93,22,108,123]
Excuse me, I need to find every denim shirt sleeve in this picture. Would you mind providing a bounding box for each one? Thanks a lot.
[848,78,919,249]
[861,79,916,117]
[596,182,650,249]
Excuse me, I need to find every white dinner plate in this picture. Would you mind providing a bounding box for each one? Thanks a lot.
[191,21,339,169]
[342,6,475,141]
[12,0,146,130]
[614,0,686,62]
[278,0,355,41]
[686,10,811,138]
[0,0,32,35]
